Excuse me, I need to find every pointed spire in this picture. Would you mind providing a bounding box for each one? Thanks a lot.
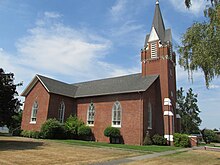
[152,0,165,43]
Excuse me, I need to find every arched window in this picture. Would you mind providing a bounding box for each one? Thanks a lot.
[87,102,95,125]
[148,102,152,129]
[31,101,38,123]
[112,101,122,127]
[58,101,65,123]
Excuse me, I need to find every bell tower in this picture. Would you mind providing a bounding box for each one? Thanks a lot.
[141,0,179,144]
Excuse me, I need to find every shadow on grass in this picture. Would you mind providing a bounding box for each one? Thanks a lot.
[0,139,44,151]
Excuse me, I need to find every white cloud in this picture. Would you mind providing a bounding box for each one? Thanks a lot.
[44,11,62,19]
[209,84,220,89]
[168,0,207,16]
[1,11,139,93]
[110,0,127,21]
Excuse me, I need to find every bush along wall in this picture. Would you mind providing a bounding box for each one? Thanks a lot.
[104,126,121,144]
[65,115,84,139]
[152,134,167,146]
[78,125,92,141]
[40,118,66,139]
[173,133,191,147]
[20,117,94,140]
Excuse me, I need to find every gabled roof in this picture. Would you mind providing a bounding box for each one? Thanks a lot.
[144,29,171,48]
[21,73,159,98]
[73,73,158,98]
[21,75,77,98]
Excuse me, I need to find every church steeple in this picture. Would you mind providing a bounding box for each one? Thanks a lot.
[141,1,178,143]
[152,0,165,43]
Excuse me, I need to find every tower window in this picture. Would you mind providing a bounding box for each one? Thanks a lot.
[151,42,157,58]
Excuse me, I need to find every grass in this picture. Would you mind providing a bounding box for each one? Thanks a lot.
[199,142,220,147]
[55,139,180,152]
[0,136,140,165]
[126,150,220,165]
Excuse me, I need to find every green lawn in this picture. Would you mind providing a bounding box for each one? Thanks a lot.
[54,139,180,152]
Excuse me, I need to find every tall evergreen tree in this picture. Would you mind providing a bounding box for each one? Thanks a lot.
[176,87,202,134]
[0,68,22,128]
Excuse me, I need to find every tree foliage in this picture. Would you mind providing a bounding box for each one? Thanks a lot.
[0,68,22,128]
[201,128,217,143]
[179,1,220,87]
[176,87,202,134]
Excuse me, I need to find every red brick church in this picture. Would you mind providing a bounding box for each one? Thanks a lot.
[21,1,180,145]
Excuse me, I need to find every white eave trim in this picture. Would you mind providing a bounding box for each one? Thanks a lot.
[20,74,50,97]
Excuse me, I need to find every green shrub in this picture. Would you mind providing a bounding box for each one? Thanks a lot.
[20,130,41,139]
[40,118,65,139]
[104,126,120,138]
[143,134,153,145]
[21,130,31,137]
[174,133,190,147]
[201,129,217,144]
[152,134,167,145]
[65,115,84,138]
[78,125,92,137]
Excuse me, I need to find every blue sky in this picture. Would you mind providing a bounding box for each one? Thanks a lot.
[0,0,219,129]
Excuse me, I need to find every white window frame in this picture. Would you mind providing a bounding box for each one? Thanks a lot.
[151,42,157,58]
[147,102,152,129]
[87,102,95,126]
[58,101,65,123]
[112,101,122,127]
[30,101,38,124]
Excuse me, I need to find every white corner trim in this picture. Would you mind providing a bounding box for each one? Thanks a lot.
[164,98,172,106]
[176,114,181,119]
[164,111,174,116]
[164,135,174,141]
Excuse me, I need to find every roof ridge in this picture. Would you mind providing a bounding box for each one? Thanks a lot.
[72,73,142,85]
[36,74,73,86]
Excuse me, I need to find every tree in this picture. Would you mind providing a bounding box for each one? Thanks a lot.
[179,1,220,88]
[0,68,22,128]
[201,128,217,143]
[176,87,202,134]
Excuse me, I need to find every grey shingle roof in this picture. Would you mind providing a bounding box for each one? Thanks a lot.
[73,73,158,98]
[37,75,77,98]
[152,2,165,43]
[21,73,158,98]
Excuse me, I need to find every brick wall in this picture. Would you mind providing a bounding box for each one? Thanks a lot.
[47,93,76,121]
[143,78,164,137]
[76,93,143,145]
[21,81,50,131]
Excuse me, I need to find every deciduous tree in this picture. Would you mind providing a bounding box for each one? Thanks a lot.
[0,68,22,128]
[179,0,220,87]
